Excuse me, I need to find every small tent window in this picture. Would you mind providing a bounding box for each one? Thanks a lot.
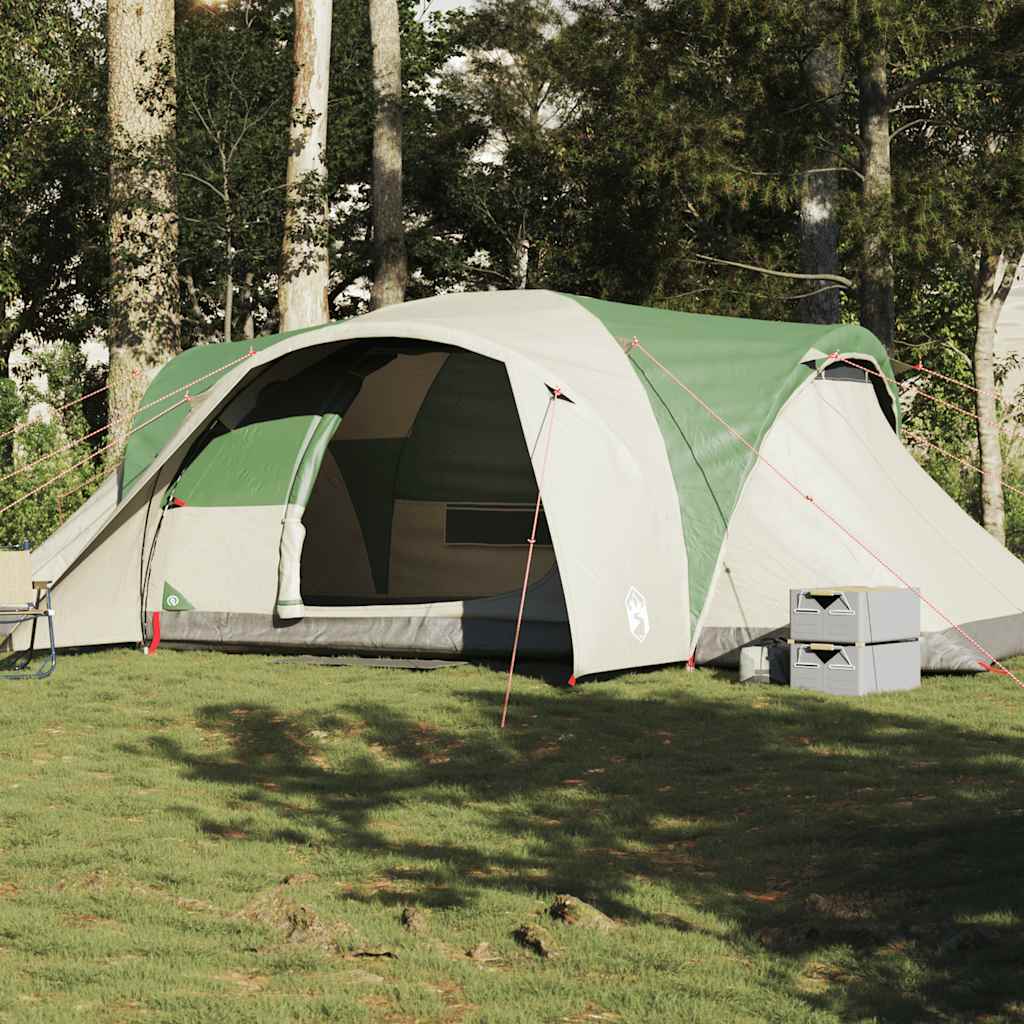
[445,504,552,546]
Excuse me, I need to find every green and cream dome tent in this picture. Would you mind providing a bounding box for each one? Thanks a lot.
[13,291,1024,677]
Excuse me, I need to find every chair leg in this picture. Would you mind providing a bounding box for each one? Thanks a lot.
[38,590,56,680]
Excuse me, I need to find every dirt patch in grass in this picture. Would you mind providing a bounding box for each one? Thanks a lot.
[215,970,270,994]
[238,884,346,950]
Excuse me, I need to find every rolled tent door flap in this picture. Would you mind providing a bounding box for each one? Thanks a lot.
[275,410,344,618]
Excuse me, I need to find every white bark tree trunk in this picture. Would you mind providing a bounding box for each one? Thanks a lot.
[279,0,332,332]
[240,272,256,340]
[975,249,1020,545]
[513,221,530,290]
[107,0,179,455]
[369,0,407,309]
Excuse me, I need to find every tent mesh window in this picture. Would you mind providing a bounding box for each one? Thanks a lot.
[444,504,552,546]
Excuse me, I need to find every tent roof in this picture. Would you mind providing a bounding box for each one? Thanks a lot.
[124,292,897,498]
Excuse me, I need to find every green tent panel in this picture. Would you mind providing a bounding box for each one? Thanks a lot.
[573,297,899,629]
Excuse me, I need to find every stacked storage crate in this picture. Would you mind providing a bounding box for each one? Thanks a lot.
[788,587,921,696]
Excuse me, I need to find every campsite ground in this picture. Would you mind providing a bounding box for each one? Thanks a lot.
[0,650,1022,1023]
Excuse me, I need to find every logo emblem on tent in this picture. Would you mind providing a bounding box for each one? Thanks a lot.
[625,587,649,643]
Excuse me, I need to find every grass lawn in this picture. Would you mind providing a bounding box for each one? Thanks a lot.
[1,649,1023,1023]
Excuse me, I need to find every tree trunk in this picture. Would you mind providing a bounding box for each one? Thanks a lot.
[856,43,895,350]
[799,42,842,325]
[369,0,407,309]
[974,250,1020,545]
[240,272,256,340]
[279,0,332,333]
[513,222,530,289]
[107,0,179,456]
[223,272,234,343]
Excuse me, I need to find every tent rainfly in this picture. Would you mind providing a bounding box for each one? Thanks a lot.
[12,291,1024,678]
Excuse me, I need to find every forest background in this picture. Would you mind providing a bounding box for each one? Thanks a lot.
[2,0,1023,553]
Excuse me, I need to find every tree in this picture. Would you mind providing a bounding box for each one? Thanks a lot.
[854,11,895,349]
[175,0,295,345]
[439,0,572,291]
[368,0,407,307]
[0,2,107,376]
[973,252,1019,541]
[107,0,179,453]
[892,4,1024,542]
[279,0,333,332]
[798,40,844,326]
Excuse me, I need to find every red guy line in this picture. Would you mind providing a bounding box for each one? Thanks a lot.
[907,360,1003,403]
[831,354,981,424]
[631,339,1024,691]
[905,429,1024,501]
[0,398,189,518]
[0,348,256,487]
[501,390,560,728]
[0,380,116,446]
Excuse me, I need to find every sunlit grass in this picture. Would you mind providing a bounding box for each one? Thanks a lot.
[1,648,1022,1022]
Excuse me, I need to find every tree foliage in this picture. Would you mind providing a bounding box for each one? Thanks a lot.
[2,0,1024,548]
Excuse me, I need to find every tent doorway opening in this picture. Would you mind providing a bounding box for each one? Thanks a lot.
[299,343,558,608]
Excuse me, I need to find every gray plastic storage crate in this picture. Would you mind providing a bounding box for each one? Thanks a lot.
[789,640,921,696]
[790,586,920,645]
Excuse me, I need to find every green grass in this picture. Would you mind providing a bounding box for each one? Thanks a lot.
[1,650,1024,1023]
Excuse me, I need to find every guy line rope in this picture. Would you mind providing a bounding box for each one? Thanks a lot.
[0,399,190,518]
[903,429,1024,501]
[0,348,257,487]
[0,376,128,448]
[830,354,982,424]
[501,389,561,729]
[834,352,1021,497]
[629,338,1024,691]
[0,347,257,516]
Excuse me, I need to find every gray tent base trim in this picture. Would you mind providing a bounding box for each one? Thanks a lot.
[697,614,1024,674]
[160,611,1020,675]
[157,610,572,660]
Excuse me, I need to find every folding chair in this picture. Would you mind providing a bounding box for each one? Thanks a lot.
[0,545,56,679]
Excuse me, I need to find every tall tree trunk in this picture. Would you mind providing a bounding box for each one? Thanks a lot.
[856,42,895,350]
[240,272,256,340]
[974,249,1020,545]
[369,0,407,309]
[107,0,178,456]
[799,41,842,325]
[223,272,234,343]
[279,0,332,332]
[513,219,529,289]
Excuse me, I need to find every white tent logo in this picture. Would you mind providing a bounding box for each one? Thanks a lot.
[625,587,650,643]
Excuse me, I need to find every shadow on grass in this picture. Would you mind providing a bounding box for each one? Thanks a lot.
[140,680,1024,1022]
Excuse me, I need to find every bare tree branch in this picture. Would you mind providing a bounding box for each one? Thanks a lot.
[889,117,929,141]
[780,284,849,301]
[692,253,854,287]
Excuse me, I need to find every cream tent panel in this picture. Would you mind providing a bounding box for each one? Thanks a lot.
[158,506,286,614]
[335,351,447,441]
[699,377,1024,668]
[387,499,556,599]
